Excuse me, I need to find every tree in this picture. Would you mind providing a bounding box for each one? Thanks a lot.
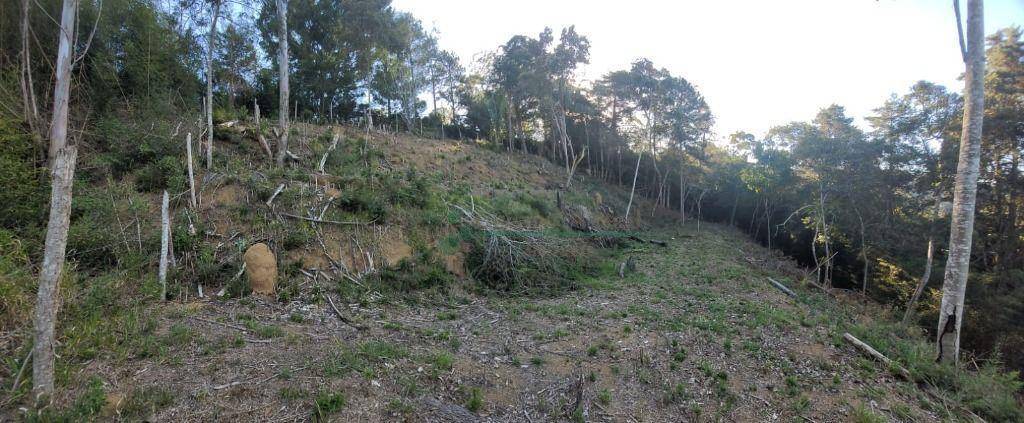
[936,0,985,364]
[216,23,259,109]
[33,0,82,402]
[275,0,289,166]
[205,0,221,169]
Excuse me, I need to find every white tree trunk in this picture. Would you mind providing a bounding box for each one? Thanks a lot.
[253,101,272,158]
[20,0,39,134]
[904,238,934,325]
[205,0,220,170]
[275,0,290,166]
[32,0,80,402]
[159,191,170,301]
[186,133,197,209]
[936,0,985,364]
[45,0,78,162]
[32,147,77,403]
[624,151,643,220]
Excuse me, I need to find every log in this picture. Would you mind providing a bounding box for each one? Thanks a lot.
[842,333,912,380]
[159,190,170,301]
[767,277,797,298]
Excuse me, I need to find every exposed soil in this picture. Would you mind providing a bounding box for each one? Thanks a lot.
[79,224,935,422]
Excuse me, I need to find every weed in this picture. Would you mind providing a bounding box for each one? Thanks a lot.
[313,391,347,420]
[465,387,484,412]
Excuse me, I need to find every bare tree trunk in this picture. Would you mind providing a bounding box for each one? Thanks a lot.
[32,147,77,403]
[904,238,934,325]
[696,189,707,234]
[46,0,78,162]
[254,100,272,158]
[856,208,869,293]
[205,0,220,170]
[20,0,39,134]
[159,191,170,301]
[625,151,643,220]
[275,0,290,166]
[937,0,985,364]
[33,0,80,402]
[186,133,197,209]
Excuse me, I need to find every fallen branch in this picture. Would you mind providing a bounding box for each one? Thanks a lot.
[766,277,797,298]
[280,212,373,225]
[9,348,31,393]
[628,235,668,247]
[265,183,286,207]
[326,294,368,331]
[842,333,912,380]
[317,133,340,173]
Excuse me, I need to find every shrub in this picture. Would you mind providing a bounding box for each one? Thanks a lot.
[370,250,453,292]
[136,156,186,193]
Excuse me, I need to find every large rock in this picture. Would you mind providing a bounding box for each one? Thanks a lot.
[244,243,277,295]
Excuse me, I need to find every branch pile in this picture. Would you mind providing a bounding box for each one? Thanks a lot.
[452,203,586,293]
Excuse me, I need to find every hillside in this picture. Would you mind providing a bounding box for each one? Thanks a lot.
[3,122,1019,422]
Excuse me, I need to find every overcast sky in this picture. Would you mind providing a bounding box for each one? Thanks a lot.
[392,0,1024,141]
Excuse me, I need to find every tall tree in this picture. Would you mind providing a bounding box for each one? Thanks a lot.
[936,0,985,364]
[33,0,81,402]
[205,0,221,169]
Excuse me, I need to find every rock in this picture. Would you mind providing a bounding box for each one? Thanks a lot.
[244,243,277,295]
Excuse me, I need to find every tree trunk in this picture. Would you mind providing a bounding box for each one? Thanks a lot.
[46,0,78,162]
[33,0,80,401]
[186,133,197,208]
[205,0,220,169]
[275,0,290,166]
[20,0,39,134]
[904,238,934,325]
[159,191,170,300]
[32,147,77,403]
[625,151,643,220]
[936,0,985,365]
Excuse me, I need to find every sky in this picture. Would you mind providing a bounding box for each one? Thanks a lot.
[392,0,1024,141]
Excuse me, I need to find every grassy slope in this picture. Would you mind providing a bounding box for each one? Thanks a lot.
[3,123,1020,422]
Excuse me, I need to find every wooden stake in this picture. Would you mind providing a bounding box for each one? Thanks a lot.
[159,190,170,301]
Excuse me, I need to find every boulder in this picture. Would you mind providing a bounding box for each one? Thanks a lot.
[244,243,277,295]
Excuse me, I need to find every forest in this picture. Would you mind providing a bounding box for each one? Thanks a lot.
[1,0,1022,420]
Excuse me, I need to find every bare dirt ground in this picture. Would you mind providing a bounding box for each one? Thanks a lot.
[80,223,936,422]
